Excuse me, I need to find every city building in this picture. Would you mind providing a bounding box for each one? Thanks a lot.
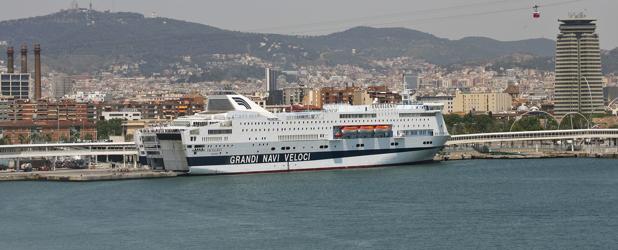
[68,91,108,103]
[453,92,512,114]
[122,120,148,141]
[0,98,96,123]
[0,96,14,120]
[603,86,618,103]
[0,44,42,101]
[402,73,418,103]
[301,89,322,107]
[1,73,31,100]
[320,87,370,106]
[98,94,205,120]
[0,120,96,144]
[318,86,402,107]
[52,74,74,99]
[101,110,142,121]
[403,73,419,91]
[282,86,312,105]
[554,14,604,116]
[265,68,283,105]
[366,86,402,104]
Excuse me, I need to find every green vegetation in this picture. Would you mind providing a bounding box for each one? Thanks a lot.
[96,119,123,140]
[558,114,593,130]
[444,113,512,135]
[84,133,94,141]
[17,134,29,144]
[444,113,562,135]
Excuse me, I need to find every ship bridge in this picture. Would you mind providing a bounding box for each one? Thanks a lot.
[203,94,276,118]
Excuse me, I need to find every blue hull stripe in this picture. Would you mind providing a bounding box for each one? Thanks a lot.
[186,146,441,166]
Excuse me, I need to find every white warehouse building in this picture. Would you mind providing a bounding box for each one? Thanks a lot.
[101,111,142,121]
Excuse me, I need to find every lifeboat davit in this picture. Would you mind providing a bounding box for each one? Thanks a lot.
[341,126,359,134]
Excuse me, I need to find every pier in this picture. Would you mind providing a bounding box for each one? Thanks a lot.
[0,168,181,182]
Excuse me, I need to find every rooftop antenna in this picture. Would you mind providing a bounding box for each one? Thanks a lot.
[70,0,79,10]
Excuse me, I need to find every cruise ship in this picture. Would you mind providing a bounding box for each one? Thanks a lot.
[135,92,450,174]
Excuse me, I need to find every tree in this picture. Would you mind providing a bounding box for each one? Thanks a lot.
[97,119,123,139]
[43,133,53,143]
[559,114,590,129]
[511,117,543,132]
[84,133,94,141]
[29,132,42,144]
[18,134,29,144]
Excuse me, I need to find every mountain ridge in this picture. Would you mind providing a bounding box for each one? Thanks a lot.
[1,9,614,76]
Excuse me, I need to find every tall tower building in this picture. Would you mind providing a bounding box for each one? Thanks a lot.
[554,14,604,116]
[266,68,279,93]
[53,74,74,99]
[265,68,282,105]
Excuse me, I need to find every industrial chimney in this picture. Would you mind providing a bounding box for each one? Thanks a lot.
[6,47,14,73]
[34,44,41,100]
[20,44,27,73]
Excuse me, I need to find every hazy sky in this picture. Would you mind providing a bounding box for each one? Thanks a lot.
[1,0,615,49]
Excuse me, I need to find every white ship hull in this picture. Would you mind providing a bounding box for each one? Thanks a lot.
[189,145,444,175]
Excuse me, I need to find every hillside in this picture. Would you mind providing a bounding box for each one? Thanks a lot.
[0,9,568,75]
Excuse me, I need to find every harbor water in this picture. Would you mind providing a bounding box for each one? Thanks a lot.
[1,158,617,249]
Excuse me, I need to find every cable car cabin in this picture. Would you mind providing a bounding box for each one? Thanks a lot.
[533,11,540,18]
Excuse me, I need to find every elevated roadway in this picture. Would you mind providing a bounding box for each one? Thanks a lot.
[0,142,137,159]
[447,129,618,145]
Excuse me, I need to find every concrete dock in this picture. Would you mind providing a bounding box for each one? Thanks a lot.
[0,168,182,182]
[436,151,618,161]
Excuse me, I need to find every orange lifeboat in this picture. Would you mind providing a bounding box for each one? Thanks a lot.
[358,126,375,134]
[374,125,391,133]
[341,126,359,135]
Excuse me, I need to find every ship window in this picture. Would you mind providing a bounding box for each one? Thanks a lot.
[209,129,232,134]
